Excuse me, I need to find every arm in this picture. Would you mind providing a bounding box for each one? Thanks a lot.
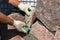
[0,12,27,33]
[0,0,19,25]
[7,0,34,16]
[6,0,33,33]
[0,0,30,33]
[7,0,20,7]
[0,12,13,25]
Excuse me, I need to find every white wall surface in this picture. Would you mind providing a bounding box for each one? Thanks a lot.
[18,0,37,8]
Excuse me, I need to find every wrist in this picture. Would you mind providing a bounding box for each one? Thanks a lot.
[7,17,14,25]
[18,3,24,10]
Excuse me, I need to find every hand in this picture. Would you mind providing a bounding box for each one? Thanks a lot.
[13,20,26,33]
[18,3,34,16]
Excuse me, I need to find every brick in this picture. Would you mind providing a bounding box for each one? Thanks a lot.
[30,21,55,40]
[9,35,25,40]
[55,30,60,40]
[35,0,60,31]
[8,13,25,22]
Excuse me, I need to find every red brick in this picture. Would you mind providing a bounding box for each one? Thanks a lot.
[8,13,25,22]
[30,21,55,40]
[9,35,25,40]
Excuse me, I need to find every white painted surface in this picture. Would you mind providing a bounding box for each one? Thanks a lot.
[18,0,37,8]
